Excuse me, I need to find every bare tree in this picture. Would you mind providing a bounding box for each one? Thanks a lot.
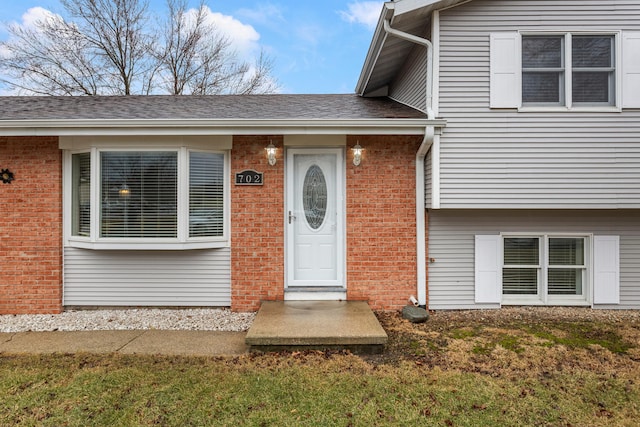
[0,0,278,95]
[0,12,102,95]
[156,0,277,95]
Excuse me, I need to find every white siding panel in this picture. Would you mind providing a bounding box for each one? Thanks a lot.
[64,248,231,306]
[428,210,640,310]
[437,0,640,208]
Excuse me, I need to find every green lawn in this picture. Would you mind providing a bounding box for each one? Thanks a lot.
[1,311,639,426]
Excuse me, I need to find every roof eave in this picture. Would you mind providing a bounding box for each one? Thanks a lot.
[355,0,471,96]
[355,2,396,96]
[0,118,446,136]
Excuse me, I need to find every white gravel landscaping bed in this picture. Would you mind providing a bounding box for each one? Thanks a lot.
[0,308,255,333]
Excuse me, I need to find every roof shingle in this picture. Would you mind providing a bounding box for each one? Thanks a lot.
[0,94,427,121]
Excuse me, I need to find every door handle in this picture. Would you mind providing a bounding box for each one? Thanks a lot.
[288,211,296,224]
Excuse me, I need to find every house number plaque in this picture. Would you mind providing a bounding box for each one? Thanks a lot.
[235,169,264,185]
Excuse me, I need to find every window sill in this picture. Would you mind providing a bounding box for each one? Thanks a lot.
[66,239,230,250]
[517,106,622,113]
[502,298,590,306]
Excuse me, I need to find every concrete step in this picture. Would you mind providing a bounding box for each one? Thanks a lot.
[245,301,388,354]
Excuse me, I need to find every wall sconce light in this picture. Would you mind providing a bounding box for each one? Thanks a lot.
[352,142,363,166]
[119,184,130,197]
[1,168,14,184]
[265,140,277,166]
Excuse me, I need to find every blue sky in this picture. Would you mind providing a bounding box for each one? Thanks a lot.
[0,0,384,94]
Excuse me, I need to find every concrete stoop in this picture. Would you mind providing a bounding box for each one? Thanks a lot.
[245,301,388,354]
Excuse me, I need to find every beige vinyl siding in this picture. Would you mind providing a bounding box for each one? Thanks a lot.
[436,0,640,208]
[428,210,640,310]
[63,248,231,307]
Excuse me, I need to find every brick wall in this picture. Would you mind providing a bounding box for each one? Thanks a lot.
[230,136,285,311]
[0,137,63,314]
[346,135,423,310]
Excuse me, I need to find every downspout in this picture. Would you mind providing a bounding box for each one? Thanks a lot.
[383,19,435,308]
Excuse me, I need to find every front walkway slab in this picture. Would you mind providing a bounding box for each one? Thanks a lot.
[120,331,248,356]
[0,331,248,356]
[245,301,388,353]
[0,331,143,354]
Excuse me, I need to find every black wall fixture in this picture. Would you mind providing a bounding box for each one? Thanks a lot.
[1,169,14,184]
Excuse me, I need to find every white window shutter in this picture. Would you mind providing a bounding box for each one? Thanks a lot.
[475,235,502,304]
[622,32,640,108]
[593,236,620,305]
[490,32,521,108]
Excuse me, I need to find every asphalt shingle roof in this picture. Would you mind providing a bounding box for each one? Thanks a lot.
[0,94,426,121]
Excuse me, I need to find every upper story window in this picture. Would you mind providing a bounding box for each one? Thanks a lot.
[522,34,615,107]
[490,31,640,110]
[68,147,228,249]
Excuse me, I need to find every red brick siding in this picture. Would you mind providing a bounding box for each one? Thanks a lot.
[0,137,62,314]
[231,135,422,311]
[346,135,422,310]
[230,136,285,311]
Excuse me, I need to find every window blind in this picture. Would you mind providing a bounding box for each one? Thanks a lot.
[503,237,539,265]
[71,152,91,237]
[100,152,178,238]
[189,152,224,237]
[548,238,585,295]
[503,237,540,295]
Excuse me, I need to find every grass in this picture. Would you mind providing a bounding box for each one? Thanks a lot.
[525,322,634,354]
[1,312,639,426]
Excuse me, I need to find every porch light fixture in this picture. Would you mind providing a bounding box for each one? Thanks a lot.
[352,142,363,166]
[265,140,277,166]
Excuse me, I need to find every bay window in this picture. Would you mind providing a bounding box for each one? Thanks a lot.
[69,147,228,249]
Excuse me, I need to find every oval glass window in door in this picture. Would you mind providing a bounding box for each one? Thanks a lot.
[302,164,327,229]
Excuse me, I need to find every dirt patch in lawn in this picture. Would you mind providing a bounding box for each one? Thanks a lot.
[367,307,640,380]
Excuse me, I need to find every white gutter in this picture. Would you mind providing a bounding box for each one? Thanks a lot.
[382,18,437,307]
[0,118,445,137]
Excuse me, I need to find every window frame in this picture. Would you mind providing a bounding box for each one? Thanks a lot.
[519,31,621,112]
[501,233,591,306]
[64,146,230,250]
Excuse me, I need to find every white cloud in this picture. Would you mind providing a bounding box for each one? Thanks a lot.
[339,1,384,29]
[192,6,261,57]
[17,7,59,29]
[236,3,285,26]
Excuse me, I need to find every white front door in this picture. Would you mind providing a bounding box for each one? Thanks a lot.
[286,148,344,289]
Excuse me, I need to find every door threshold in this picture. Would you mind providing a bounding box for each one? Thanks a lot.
[284,288,347,301]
